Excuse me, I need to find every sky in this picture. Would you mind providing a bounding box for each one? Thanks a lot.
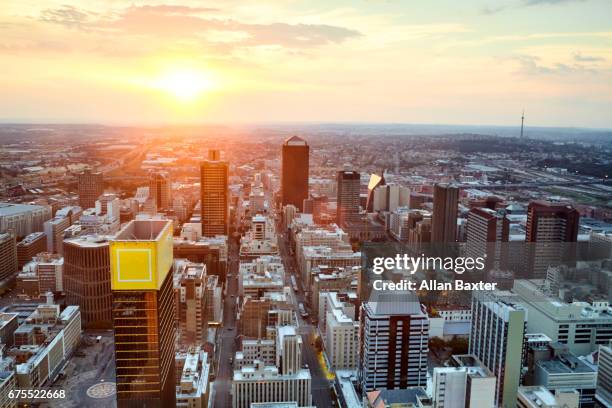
[0,0,611,128]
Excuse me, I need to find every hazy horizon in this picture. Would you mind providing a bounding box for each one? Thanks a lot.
[1,1,611,128]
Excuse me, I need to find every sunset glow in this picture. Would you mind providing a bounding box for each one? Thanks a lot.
[151,69,215,102]
[0,1,611,126]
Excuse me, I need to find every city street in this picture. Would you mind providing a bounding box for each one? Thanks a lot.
[278,229,335,408]
[212,237,240,408]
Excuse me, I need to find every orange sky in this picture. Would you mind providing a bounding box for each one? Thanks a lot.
[1,1,611,127]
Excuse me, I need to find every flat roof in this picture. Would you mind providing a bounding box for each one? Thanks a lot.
[115,219,171,241]
[0,203,47,216]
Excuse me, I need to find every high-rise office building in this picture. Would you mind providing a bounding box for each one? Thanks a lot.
[149,172,172,211]
[281,136,309,211]
[0,233,17,289]
[366,172,385,212]
[359,291,429,392]
[110,219,176,408]
[466,207,509,270]
[432,183,459,243]
[208,149,221,161]
[200,152,229,237]
[469,290,526,407]
[44,216,70,254]
[277,325,302,375]
[336,170,361,227]
[595,341,612,408]
[63,236,112,329]
[525,201,579,277]
[78,169,104,210]
[174,261,208,346]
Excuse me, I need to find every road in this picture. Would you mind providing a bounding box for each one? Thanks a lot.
[213,220,334,408]
[212,237,240,408]
[278,229,335,408]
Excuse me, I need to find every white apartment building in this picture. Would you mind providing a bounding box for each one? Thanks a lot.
[432,365,496,408]
[318,292,358,370]
[176,350,210,408]
[469,290,526,408]
[325,308,358,370]
[231,362,312,408]
[276,326,302,375]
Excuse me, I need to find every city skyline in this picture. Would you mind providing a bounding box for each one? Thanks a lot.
[0,1,611,127]
[0,1,611,407]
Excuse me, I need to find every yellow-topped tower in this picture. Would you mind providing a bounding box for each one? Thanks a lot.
[110,219,173,290]
[109,219,176,408]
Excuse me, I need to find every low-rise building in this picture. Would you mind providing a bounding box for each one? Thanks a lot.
[517,386,579,408]
[16,232,46,270]
[232,362,311,408]
[176,349,210,408]
[239,256,285,297]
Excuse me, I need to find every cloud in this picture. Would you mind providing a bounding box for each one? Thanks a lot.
[132,5,219,14]
[483,0,587,14]
[574,52,605,62]
[512,54,600,75]
[523,0,586,5]
[39,5,94,29]
[36,4,361,50]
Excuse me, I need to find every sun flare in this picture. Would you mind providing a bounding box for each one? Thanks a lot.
[152,69,214,102]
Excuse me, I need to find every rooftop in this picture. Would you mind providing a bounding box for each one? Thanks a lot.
[0,203,47,216]
[115,219,171,241]
[284,135,307,146]
[365,290,424,316]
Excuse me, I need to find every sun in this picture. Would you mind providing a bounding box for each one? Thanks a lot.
[153,69,214,102]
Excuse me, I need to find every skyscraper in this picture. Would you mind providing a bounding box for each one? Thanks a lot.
[365,171,385,212]
[469,290,526,407]
[63,236,112,329]
[0,233,17,290]
[595,341,612,408]
[525,201,579,277]
[110,219,176,408]
[281,136,309,211]
[149,171,172,211]
[358,291,429,392]
[200,151,229,237]
[432,183,458,243]
[174,261,208,346]
[465,207,509,270]
[336,170,361,227]
[78,169,104,210]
